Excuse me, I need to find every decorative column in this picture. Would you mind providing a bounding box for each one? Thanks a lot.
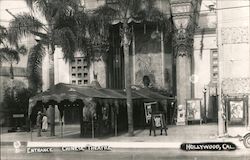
[170,0,201,124]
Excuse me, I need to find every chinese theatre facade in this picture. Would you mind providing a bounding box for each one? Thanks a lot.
[37,0,250,136]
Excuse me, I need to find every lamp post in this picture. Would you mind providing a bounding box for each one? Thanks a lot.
[203,86,207,124]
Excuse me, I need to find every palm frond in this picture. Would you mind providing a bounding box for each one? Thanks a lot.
[128,0,143,18]
[17,45,28,55]
[0,51,8,63]
[54,14,78,36]
[53,27,77,62]
[116,0,131,17]
[74,10,88,37]
[0,25,6,30]
[93,5,118,22]
[8,13,44,45]
[0,25,7,45]
[27,42,45,90]
[24,0,36,10]
[87,5,117,51]
[133,0,164,22]
[32,0,79,24]
[0,47,20,63]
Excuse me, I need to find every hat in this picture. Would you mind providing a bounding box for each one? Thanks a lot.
[38,111,42,114]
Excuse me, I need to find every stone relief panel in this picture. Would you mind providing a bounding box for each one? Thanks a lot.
[134,54,163,88]
[222,78,250,95]
[221,27,249,44]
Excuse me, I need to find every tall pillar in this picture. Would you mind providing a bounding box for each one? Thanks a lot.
[216,0,225,136]
[170,0,201,124]
[175,47,192,108]
[173,29,193,116]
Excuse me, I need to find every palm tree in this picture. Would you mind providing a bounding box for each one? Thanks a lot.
[0,25,27,106]
[7,0,87,136]
[90,0,170,136]
[0,25,27,80]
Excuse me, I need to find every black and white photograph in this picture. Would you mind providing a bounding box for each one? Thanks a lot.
[1,0,250,159]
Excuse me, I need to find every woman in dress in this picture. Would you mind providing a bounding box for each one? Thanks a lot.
[42,114,48,132]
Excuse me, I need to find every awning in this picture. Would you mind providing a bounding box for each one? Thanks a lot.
[28,83,172,116]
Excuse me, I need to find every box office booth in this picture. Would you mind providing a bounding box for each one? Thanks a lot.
[28,83,175,138]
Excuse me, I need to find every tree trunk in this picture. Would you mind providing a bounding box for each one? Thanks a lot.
[10,63,14,98]
[48,46,55,136]
[123,22,134,136]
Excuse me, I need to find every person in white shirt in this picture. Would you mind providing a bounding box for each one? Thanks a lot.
[42,114,48,132]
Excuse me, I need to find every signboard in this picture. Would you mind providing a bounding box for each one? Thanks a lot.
[229,101,244,120]
[176,105,186,125]
[13,114,25,118]
[225,96,248,126]
[144,102,157,123]
[186,99,201,121]
[152,114,164,128]
[228,100,245,125]
[149,113,167,136]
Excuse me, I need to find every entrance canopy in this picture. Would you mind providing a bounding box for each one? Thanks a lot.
[28,83,172,116]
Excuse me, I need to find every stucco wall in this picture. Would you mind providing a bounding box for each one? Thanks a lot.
[53,47,107,88]
[217,0,250,128]
[193,34,217,119]
[192,0,217,120]
[218,0,250,80]
[89,59,107,88]
[54,48,70,85]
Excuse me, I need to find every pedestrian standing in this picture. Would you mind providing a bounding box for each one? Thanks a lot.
[36,111,42,137]
[42,114,48,132]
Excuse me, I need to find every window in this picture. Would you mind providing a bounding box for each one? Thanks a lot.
[210,49,219,84]
[77,66,82,71]
[78,80,82,85]
[70,57,90,85]
[84,80,88,84]
[77,59,82,64]
[78,73,82,78]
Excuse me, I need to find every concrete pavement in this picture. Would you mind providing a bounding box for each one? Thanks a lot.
[0,123,247,149]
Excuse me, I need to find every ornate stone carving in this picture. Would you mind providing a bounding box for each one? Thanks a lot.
[170,0,200,58]
[171,4,192,14]
[173,25,194,57]
[135,55,156,87]
[221,27,249,44]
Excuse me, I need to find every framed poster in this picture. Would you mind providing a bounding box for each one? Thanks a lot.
[176,105,186,125]
[227,99,247,125]
[186,99,202,122]
[144,102,157,123]
[152,114,164,128]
